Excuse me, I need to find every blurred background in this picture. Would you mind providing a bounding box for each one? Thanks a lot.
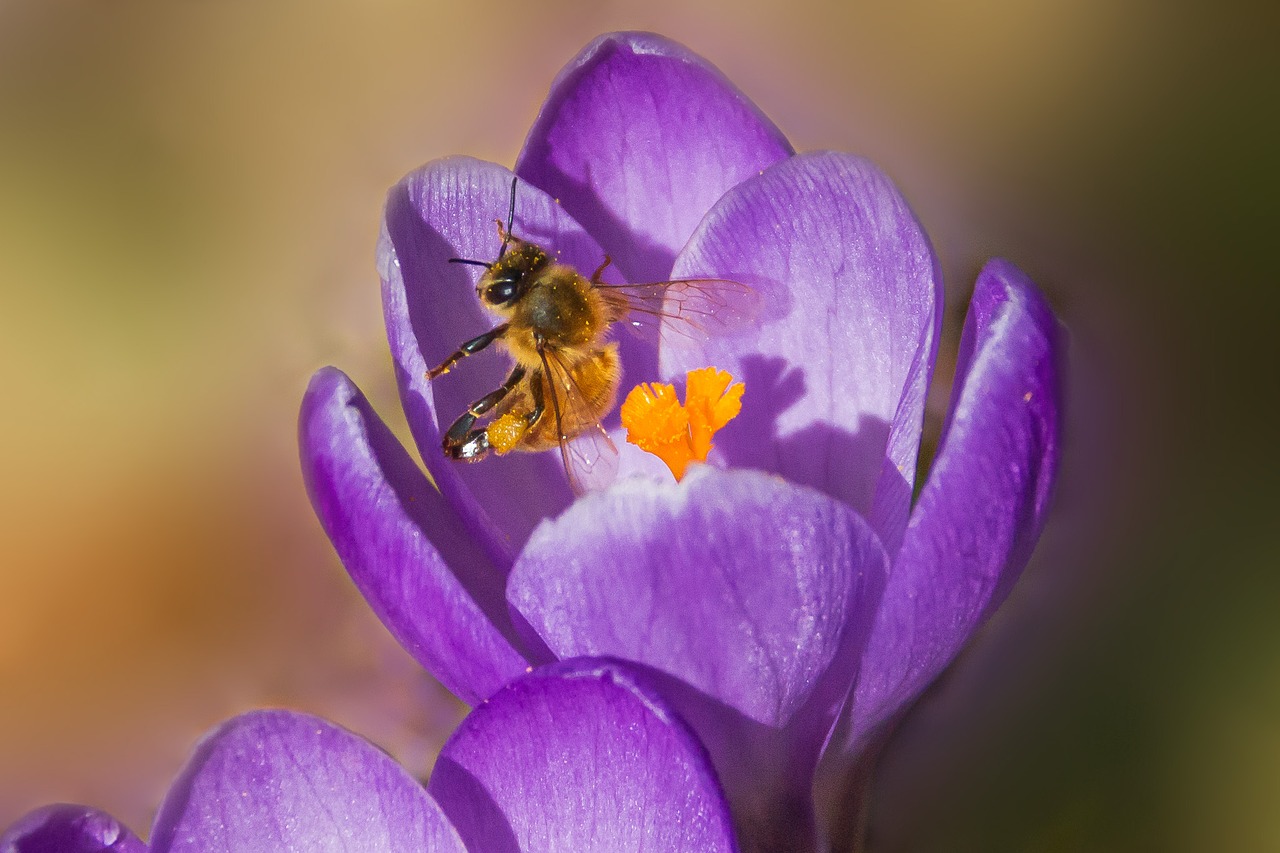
[0,1,1274,849]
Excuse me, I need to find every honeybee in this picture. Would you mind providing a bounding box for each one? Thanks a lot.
[427,177,753,494]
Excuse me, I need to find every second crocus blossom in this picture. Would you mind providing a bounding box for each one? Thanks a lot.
[2,659,739,852]
[300,30,1063,851]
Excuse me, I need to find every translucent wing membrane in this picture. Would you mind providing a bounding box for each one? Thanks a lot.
[597,279,759,345]
[426,210,753,495]
[539,346,620,495]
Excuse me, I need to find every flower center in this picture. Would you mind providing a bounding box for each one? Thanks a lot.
[620,367,744,481]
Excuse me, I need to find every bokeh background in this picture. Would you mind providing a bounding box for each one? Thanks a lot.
[1,1,1274,849]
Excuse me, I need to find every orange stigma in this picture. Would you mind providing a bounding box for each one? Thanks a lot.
[620,367,744,481]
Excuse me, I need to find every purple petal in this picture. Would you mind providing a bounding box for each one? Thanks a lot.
[300,366,535,705]
[1,805,146,853]
[380,157,616,543]
[149,710,464,853]
[517,31,793,285]
[428,658,737,853]
[845,259,1064,753]
[666,151,942,547]
[509,466,882,725]
[508,467,886,847]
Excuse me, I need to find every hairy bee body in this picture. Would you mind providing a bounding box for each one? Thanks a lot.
[489,250,625,453]
[428,178,753,492]
[499,257,624,368]
[488,342,620,452]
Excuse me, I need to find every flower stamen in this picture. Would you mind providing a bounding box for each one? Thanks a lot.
[620,367,744,481]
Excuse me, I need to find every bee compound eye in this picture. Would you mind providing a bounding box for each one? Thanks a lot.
[486,277,520,305]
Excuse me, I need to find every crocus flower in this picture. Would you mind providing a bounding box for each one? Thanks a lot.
[300,31,1062,851]
[1,659,743,852]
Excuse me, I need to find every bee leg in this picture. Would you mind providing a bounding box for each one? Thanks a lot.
[523,373,545,431]
[427,323,509,379]
[442,365,526,460]
[590,255,612,283]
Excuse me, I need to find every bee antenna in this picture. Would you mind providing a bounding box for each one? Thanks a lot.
[497,175,518,261]
[448,257,492,269]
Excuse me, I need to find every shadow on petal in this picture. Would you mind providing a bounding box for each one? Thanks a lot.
[422,756,522,853]
[714,354,898,517]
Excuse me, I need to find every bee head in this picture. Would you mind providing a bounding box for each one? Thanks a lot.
[447,176,553,316]
[475,238,550,313]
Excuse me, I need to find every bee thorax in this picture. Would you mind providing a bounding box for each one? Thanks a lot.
[518,277,600,348]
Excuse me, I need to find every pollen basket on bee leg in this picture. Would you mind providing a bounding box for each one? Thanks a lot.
[486,413,529,455]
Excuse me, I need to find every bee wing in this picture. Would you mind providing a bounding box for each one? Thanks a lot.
[537,344,620,496]
[596,278,759,345]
